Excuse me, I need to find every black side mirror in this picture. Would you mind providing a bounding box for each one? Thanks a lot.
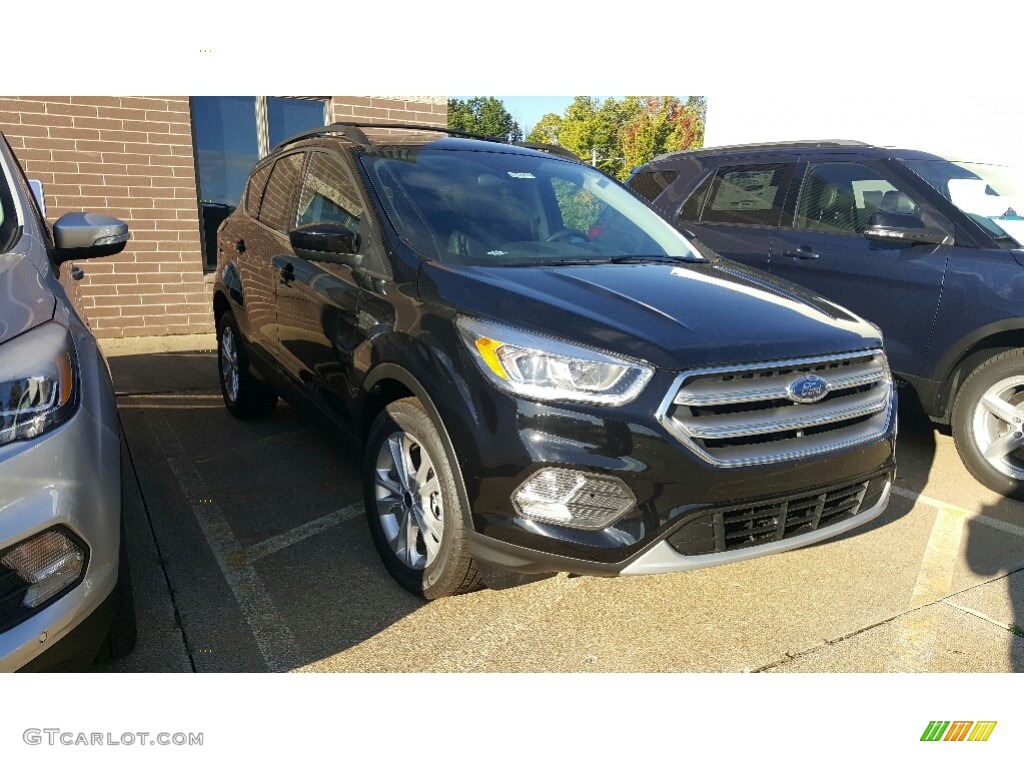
[289,223,362,266]
[52,212,130,263]
[863,212,953,246]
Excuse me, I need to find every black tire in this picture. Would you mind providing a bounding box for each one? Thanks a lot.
[217,311,277,419]
[951,348,1024,500]
[96,518,137,661]
[363,397,482,599]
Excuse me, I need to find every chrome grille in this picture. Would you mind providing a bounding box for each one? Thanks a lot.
[658,350,893,467]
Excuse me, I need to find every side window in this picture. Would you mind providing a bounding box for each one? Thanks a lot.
[627,170,679,203]
[551,177,603,231]
[678,172,715,222]
[295,152,362,233]
[245,162,273,217]
[794,161,916,235]
[257,152,304,233]
[700,164,793,226]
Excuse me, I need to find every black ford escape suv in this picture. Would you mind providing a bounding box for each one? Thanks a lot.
[629,141,1024,498]
[212,124,896,598]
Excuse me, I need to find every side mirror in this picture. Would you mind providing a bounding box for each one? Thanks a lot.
[863,212,953,246]
[28,179,46,218]
[289,223,362,266]
[52,212,130,263]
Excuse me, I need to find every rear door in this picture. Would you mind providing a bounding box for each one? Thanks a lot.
[677,157,798,272]
[769,156,952,377]
[225,151,305,367]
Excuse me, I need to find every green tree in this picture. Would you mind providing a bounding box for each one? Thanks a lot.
[523,96,707,181]
[447,97,523,143]
[526,112,562,144]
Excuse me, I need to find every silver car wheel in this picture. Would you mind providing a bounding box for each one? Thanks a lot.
[220,325,240,404]
[971,375,1024,480]
[374,430,444,571]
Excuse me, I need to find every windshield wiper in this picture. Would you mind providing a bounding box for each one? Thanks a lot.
[505,254,705,267]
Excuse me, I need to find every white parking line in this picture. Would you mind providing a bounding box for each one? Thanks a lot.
[245,502,364,563]
[149,414,306,672]
[892,485,1024,538]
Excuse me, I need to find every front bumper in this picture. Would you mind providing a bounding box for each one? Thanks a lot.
[447,364,897,579]
[0,404,121,672]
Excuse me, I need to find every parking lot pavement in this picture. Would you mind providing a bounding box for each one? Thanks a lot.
[93,336,1024,673]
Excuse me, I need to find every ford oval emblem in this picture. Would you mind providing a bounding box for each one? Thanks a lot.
[788,375,829,404]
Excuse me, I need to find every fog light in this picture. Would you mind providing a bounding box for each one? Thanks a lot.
[1,528,86,608]
[512,468,636,530]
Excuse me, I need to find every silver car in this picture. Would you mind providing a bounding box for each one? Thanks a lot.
[0,132,136,671]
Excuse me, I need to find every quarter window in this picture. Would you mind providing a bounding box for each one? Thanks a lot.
[699,164,792,226]
[628,170,679,202]
[794,161,916,235]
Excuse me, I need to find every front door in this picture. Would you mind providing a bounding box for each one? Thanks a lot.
[274,150,364,425]
[770,157,952,378]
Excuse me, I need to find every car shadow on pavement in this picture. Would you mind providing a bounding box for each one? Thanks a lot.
[93,350,428,672]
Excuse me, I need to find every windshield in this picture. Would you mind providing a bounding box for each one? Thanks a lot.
[360,148,702,266]
[0,155,17,253]
[904,159,1024,247]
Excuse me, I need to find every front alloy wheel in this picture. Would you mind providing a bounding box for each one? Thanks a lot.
[952,348,1024,500]
[374,431,445,570]
[363,397,481,598]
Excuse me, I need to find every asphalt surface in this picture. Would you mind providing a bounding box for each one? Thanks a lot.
[93,335,1024,673]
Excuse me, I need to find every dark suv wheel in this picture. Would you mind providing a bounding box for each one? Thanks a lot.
[363,397,481,599]
[951,348,1024,500]
[217,311,278,419]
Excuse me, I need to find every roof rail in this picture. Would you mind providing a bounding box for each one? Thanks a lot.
[272,121,582,162]
[652,139,869,161]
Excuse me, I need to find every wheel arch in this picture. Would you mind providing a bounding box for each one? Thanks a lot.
[932,321,1024,420]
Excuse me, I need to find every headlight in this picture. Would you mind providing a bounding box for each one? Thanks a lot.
[456,316,653,405]
[0,323,78,447]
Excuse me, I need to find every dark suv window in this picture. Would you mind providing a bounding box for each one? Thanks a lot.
[628,170,679,202]
[699,164,792,227]
[257,152,304,233]
[245,162,273,217]
[296,152,363,232]
[793,161,915,235]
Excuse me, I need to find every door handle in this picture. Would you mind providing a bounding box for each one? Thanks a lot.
[783,247,820,260]
[279,263,295,285]
[234,239,246,253]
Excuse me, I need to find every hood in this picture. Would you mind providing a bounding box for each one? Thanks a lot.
[0,250,56,345]
[420,259,881,371]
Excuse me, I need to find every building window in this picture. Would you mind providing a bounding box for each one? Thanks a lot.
[191,96,329,269]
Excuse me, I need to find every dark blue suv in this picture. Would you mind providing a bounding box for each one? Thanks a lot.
[629,140,1024,498]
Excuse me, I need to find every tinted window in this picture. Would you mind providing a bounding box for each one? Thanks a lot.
[258,153,304,233]
[0,164,16,253]
[245,162,273,217]
[296,152,362,232]
[628,170,679,202]
[700,164,792,226]
[679,172,714,222]
[794,161,913,235]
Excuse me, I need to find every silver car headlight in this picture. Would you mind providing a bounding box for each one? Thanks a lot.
[0,323,79,447]
[456,316,653,406]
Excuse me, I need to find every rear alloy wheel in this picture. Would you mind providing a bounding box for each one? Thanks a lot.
[216,311,278,419]
[951,348,1024,499]
[364,397,481,598]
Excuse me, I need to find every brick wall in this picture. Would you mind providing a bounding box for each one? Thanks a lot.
[0,96,207,339]
[0,96,446,338]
